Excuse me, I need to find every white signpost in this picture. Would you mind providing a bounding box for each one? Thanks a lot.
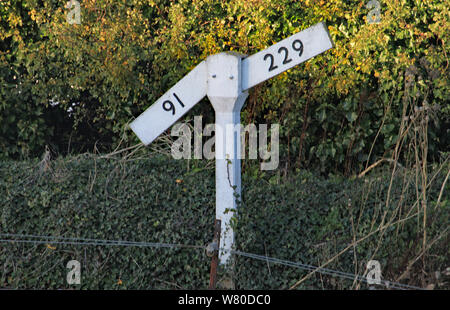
[130,21,334,265]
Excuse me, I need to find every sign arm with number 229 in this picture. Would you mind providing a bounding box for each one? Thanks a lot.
[241,22,333,91]
[130,22,333,145]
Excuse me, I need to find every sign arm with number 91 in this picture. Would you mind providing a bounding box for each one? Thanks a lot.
[130,61,207,145]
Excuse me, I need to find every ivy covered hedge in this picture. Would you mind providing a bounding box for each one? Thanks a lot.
[0,155,448,289]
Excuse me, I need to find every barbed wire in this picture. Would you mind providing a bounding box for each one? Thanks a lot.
[0,233,424,290]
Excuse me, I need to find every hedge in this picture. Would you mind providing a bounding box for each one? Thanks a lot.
[0,155,448,289]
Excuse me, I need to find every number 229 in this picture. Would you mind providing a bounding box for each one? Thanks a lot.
[264,39,304,72]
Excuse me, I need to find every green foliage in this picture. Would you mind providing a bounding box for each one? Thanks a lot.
[0,156,447,289]
[0,0,448,170]
[0,0,53,159]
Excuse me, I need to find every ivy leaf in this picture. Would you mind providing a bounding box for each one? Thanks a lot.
[345,112,358,123]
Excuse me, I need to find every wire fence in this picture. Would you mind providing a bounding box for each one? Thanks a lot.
[0,233,424,290]
[0,233,203,250]
[230,250,422,290]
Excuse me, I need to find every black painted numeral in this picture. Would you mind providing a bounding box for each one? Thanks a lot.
[162,100,175,115]
[162,93,185,115]
[173,93,185,107]
[292,39,304,57]
[264,39,305,72]
[278,46,292,65]
[264,53,278,72]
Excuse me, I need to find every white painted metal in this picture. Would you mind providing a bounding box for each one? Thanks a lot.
[130,61,207,145]
[241,21,334,91]
[206,52,248,265]
[129,22,334,267]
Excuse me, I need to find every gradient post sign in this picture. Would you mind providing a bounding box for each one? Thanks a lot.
[130,21,334,264]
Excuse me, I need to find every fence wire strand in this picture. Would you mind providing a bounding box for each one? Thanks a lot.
[0,233,203,249]
[229,250,423,290]
[0,233,423,290]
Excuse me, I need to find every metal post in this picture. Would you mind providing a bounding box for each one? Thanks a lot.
[208,219,221,289]
[206,52,248,265]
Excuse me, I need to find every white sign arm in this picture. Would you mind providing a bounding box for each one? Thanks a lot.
[241,21,334,91]
[130,61,207,145]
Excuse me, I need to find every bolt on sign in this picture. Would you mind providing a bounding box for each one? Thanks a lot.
[130,21,334,265]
